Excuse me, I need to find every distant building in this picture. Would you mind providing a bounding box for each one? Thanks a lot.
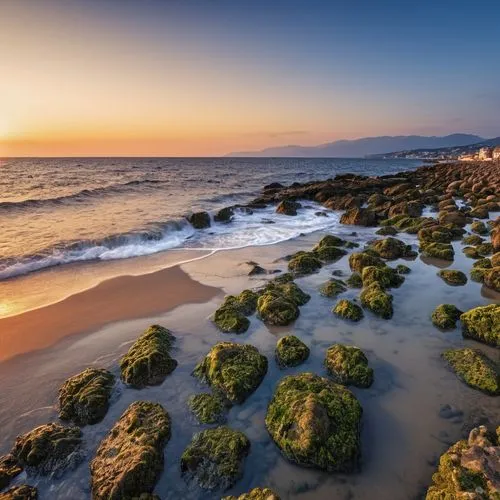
[478,147,493,160]
[493,146,500,160]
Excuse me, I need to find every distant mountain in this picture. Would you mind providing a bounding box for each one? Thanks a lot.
[226,134,484,158]
[369,136,500,160]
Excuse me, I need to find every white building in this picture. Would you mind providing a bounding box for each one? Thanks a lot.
[478,147,493,161]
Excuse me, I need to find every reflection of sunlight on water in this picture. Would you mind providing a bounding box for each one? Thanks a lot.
[0,301,15,317]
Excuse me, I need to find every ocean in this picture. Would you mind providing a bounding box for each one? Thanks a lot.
[0,157,421,280]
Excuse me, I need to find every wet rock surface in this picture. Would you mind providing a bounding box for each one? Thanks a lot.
[431,304,463,330]
[460,304,500,347]
[188,393,228,424]
[275,335,310,368]
[332,299,364,321]
[0,455,22,491]
[324,344,373,388]
[0,485,38,500]
[223,487,281,500]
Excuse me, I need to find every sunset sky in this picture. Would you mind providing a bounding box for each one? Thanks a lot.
[1,0,499,157]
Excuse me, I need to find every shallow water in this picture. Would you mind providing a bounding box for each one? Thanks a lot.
[0,220,498,500]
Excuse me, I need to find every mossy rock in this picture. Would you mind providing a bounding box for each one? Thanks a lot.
[262,281,310,306]
[265,373,362,472]
[470,267,487,283]
[461,304,500,347]
[214,207,234,223]
[315,235,346,248]
[380,215,435,233]
[443,348,499,395]
[276,199,300,216]
[431,304,462,330]
[437,269,467,286]
[223,487,281,500]
[426,425,500,499]
[492,252,500,267]
[180,426,250,491]
[348,252,385,273]
[361,265,404,289]
[462,234,484,246]
[120,325,177,388]
[189,211,211,229]
[58,368,115,426]
[90,401,171,500]
[346,272,363,288]
[324,344,373,387]
[0,485,38,500]
[313,245,347,262]
[12,423,83,477]
[396,264,411,274]
[275,335,310,368]
[193,342,267,404]
[319,279,347,297]
[470,221,489,235]
[463,246,481,259]
[421,242,454,261]
[476,242,493,256]
[257,293,299,326]
[213,290,259,334]
[332,299,364,322]
[360,282,393,319]
[418,225,455,244]
[472,258,492,269]
[376,226,398,236]
[0,454,22,491]
[188,393,228,424]
[287,252,322,276]
[484,267,500,292]
[369,237,417,259]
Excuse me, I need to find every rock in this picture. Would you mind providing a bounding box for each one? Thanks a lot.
[193,342,267,404]
[340,208,377,226]
[213,290,259,334]
[369,237,416,259]
[431,304,462,330]
[287,252,322,276]
[484,267,500,292]
[348,252,385,273]
[381,215,435,233]
[223,487,281,500]
[214,207,234,223]
[421,242,455,261]
[247,263,267,276]
[0,455,22,491]
[189,211,211,229]
[324,344,373,388]
[361,265,404,289]
[439,211,467,227]
[473,258,492,269]
[264,182,284,190]
[384,183,413,197]
[418,225,455,244]
[437,269,468,286]
[319,279,347,297]
[346,272,363,288]
[426,425,500,499]
[58,368,115,426]
[463,246,481,259]
[188,393,228,424]
[462,234,484,245]
[12,423,83,477]
[181,428,250,491]
[443,348,499,395]
[477,242,494,256]
[332,299,364,321]
[469,206,489,218]
[461,304,500,347]
[376,226,398,236]
[396,264,411,274]
[276,200,301,216]
[265,373,362,472]
[262,281,310,306]
[360,282,393,319]
[275,335,310,368]
[438,404,463,420]
[492,252,500,267]
[90,401,171,500]
[314,235,346,247]
[0,486,38,500]
[120,325,177,388]
[312,245,347,262]
[470,266,488,283]
[387,200,423,218]
[470,221,489,235]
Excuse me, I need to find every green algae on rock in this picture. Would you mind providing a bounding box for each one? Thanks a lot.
[265,373,362,472]
[188,393,228,424]
[484,267,500,292]
[463,246,481,259]
[477,242,494,256]
[462,234,484,246]
[332,299,364,322]
[188,211,211,229]
[58,368,115,426]
[368,237,417,260]
[360,282,393,319]
[443,348,499,395]
[426,425,500,500]
[470,220,489,235]
[396,264,411,274]
[120,325,177,388]
[361,265,404,289]
[348,252,385,273]
[346,272,363,288]
[421,242,455,261]
[275,335,310,368]
[437,269,468,286]
[287,252,322,276]
[257,293,299,326]
[376,226,398,236]
[262,281,310,306]
[193,342,268,404]
[312,245,347,262]
[213,290,259,334]
[180,426,250,491]
[470,266,487,283]
[0,485,38,500]
[12,423,83,477]
[319,278,347,297]
[325,344,373,388]
[431,304,462,330]
[223,487,281,500]
[0,454,22,491]
[461,304,500,347]
[90,401,171,500]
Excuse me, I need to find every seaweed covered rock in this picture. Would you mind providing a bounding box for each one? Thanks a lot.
[484,267,500,292]
[348,252,384,273]
[275,335,310,368]
[396,264,411,274]
[361,265,404,289]
[120,325,177,388]
[12,423,83,477]
[314,234,346,248]
[463,246,480,259]
[189,211,211,229]
[462,234,484,246]
[265,373,362,472]
[380,215,435,233]
[461,304,500,347]
[0,486,38,500]
[0,455,22,490]
[443,348,499,395]
[90,401,171,500]
[324,344,373,388]
[477,242,493,256]
[287,252,322,276]
[376,226,398,236]
[213,290,259,334]
[58,368,115,426]
[276,199,300,216]
[437,269,467,286]
[421,242,454,261]
[319,279,347,297]
[431,304,462,330]
[340,208,377,226]
[180,426,250,491]
[188,393,228,424]
[262,281,310,306]
[369,237,416,260]
[312,245,347,262]
[193,342,267,404]
[470,221,489,235]
[214,207,234,223]
[332,299,364,322]
[346,272,363,288]
[223,487,281,500]
[360,282,393,319]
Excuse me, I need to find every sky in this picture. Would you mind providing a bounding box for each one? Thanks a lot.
[1,0,499,157]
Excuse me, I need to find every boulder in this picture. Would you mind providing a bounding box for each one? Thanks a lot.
[360,282,393,319]
[431,304,462,330]
[348,252,385,273]
[462,234,484,245]
[437,270,467,286]
[0,486,38,500]
[319,279,347,297]
[361,266,404,289]
[188,393,228,424]
[188,211,211,229]
[90,401,171,500]
[340,208,377,226]
[421,242,454,261]
[369,237,416,260]
[275,335,310,368]
[463,246,481,259]
[376,226,398,236]
[332,299,364,322]
[484,267,500,292]
[223,487,281,500]
[470,221,489,235]
[461,304,500,347]
[346,272,363,288]
[312,245,347,262]
[325,344,373,387]
[214,207,234,223]
[276,199,301,216]
[213,290,259,334]
[396,264,411,274]
[0,455,22,491]
[287,252,322,276]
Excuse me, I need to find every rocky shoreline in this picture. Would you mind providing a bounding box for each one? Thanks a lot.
[0,160,499,499]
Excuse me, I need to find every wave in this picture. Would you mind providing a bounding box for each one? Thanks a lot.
[0,179,166,212]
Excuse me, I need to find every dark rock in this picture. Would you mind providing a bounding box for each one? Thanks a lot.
[188,393,228,424]
[340,208,377,226]
[189,211,211,229]
[214,207,234,223]
[324,344,373,387]
[0,485,38,500]
[275,335,310,368]
[0,455,22,491]
[276,200,301,216]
